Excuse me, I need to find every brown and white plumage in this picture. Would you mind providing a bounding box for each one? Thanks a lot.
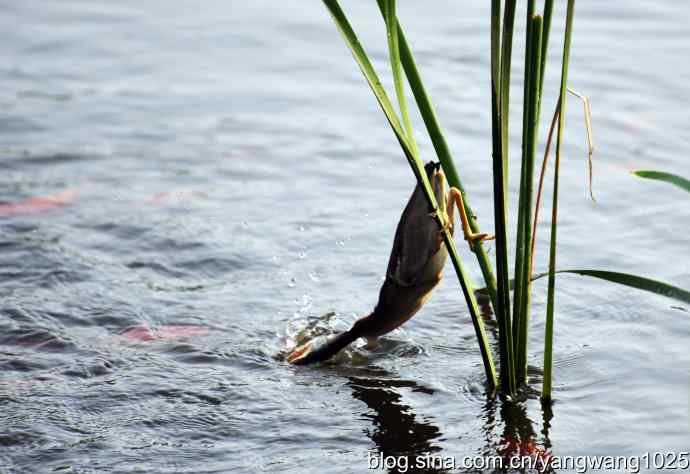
[287,161,476,365]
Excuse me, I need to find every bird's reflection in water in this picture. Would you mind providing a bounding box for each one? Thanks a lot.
[334,366,556,474]
[345,372,449,474]
[312,294,555,473]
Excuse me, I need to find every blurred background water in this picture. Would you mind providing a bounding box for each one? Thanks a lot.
[1,1,689,473]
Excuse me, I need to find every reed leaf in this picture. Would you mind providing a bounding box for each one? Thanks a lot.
[533,88,594,275]
[322,0,497,387]
[631,170,690,193]
[480,270,690,306]
[537,270,690,305]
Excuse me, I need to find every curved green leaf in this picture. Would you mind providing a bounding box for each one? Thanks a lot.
[631,170,690,193]
[548,269,690,304]
[476,269,690,305]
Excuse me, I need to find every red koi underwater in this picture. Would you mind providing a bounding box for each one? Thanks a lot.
[143,188,206,206]
[0,188,78,217]
[0,326,209,390]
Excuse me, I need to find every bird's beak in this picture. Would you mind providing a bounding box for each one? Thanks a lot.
[286,341,313,365]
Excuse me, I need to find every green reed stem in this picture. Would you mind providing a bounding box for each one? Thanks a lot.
[392,13,499,313]
[543,0,576,401]
[515,15,543,385]
[491,0,501,89]
[490,0,501,222]
[527,0,555,282]
[322,0,497,387]
[539,0,554,100]
[511,0,535,366]
[515,0,554,383]
[492,0,518,395]
[382,0,418,158]
[499,0,517,188]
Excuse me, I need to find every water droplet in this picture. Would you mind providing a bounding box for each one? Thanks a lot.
[300,293,311,305]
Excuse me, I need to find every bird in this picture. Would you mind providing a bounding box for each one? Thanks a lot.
[287,161,491,365]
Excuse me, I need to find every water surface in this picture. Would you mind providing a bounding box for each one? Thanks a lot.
[1,1,689,473]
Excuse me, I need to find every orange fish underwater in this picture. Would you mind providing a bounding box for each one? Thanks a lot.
[0,188,78,217]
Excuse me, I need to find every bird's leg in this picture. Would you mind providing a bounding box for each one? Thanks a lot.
[447,187,494,251]
[431,170,454,248]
